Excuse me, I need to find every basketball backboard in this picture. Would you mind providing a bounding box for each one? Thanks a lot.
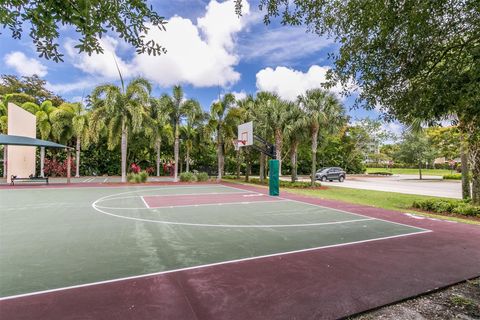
[237,121,253,147]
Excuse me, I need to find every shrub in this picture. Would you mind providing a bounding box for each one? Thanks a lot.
[443,173,462,180]
[412,199,480,217]
[130,163,141,174]
[368,172,393,176]
[196,172,209,182]
[179,172,197,182]
[44,158,76,177]
[127,171,148,183]
[248,178,321,189]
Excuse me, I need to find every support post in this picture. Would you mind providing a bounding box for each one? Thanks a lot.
[269,159,280,196]
[67,149,71,184]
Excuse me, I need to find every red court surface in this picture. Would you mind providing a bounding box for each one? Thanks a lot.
[1,182,479,320]
[143,192,278,208]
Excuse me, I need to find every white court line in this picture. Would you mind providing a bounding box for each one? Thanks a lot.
[140,196,150,209]
[222,184,432,232]
[94,199,285,210]
[0,229,431,301]
[81,177,93,183]
[103,178,108,183]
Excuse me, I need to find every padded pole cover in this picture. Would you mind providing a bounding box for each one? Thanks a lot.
[269,159,280,196]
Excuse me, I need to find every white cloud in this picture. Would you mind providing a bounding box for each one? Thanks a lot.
[46,80,94,94]
[232,90,248,100]
[64,0,251,88]
[256,65,343,101]
[4,51,48,77]
[239,28,334,65]
[65,36,132,80]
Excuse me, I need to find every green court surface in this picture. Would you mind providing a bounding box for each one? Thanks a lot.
[0,184,428,299]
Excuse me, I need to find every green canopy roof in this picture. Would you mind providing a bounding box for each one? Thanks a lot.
[0,134,70,149]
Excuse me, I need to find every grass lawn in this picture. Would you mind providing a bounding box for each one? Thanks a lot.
[224,179,478,225]
[366,167,454,176]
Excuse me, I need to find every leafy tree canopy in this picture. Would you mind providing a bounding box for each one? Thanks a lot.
[1,0,167,62]
[237,0,479,124]
[0,75,63,105]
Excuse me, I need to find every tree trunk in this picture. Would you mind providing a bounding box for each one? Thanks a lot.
[291,141,299,183]
[40,147,45,177]
[173,121,179,182]
[217,140,224,181]
[460,133,471,199]
[275,129,282,176]
[245,159,251,182]
[311,129,319,186]
[418,162,423,180]
[470,142,480,205]
[3,146,7,178]
[236,149,241,179]
[75,137,80,177]
[259,153,265,182]
[156,138,161,177]
[121,123,127,183]
[186,147,190,172]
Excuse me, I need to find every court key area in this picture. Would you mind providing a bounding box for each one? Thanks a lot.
[1,183,479,319]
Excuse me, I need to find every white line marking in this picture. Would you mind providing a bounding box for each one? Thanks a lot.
[242,193,265,197]
[93,199,285,211]
[103,178,108,183]
[81,177,92,183]
[140,196,150,209]
[0,229,431,301]
[221,184,431,232]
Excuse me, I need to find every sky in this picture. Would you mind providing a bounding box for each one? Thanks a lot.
[0,0,402,135]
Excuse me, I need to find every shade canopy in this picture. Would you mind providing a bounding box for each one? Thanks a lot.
[0,134,71,149]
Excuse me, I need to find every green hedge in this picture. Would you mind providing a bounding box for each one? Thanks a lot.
[127,171,148,183]
[246,178,321,189]
[179,172,210,182]
[443,173,462,180]
[368,172,393,176]
[412,199,480,217]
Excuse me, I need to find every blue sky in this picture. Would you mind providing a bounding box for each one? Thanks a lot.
[0,0,397,131]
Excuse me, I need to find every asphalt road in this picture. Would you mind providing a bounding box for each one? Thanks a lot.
[291,175,462,199]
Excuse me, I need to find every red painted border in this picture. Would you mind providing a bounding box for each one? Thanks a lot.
[1,182,479,320]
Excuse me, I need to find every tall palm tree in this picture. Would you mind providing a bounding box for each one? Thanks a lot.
[298,89,346,186]
[253,92,275,181]
[160,86,197,181]
[148,98,173,176]
[209,93,242,181]
[50,102,90,177]
[22,100,57,177]
[263,94,291,175]
[90,78,151,182]
[285,103,307,182]
[181,100,203,172]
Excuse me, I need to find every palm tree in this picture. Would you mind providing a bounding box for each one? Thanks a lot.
[298,89,346,186]
[252,92,275,181]
[181,100,203,172]
[263,94,291,175]
[285,104,307,182]
[90,78,152,182]
[209,93,242,181]
[160,86,197,181]
[50,102,90,177]
[147,98,173,176]
[22,100,57,177]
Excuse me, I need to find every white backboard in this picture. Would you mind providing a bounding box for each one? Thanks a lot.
[237,121,253,147]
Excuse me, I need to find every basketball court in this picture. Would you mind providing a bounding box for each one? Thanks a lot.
[1,182,479,319]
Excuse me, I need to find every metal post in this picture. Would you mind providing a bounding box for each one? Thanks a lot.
[67,149,71,184]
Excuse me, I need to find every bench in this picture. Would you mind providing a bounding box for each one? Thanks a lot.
[11,175,49,186]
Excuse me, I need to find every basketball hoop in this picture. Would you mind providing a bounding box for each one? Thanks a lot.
[233,139,247,151]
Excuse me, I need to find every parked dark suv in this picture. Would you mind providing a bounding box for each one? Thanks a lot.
[315,167,346,182]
